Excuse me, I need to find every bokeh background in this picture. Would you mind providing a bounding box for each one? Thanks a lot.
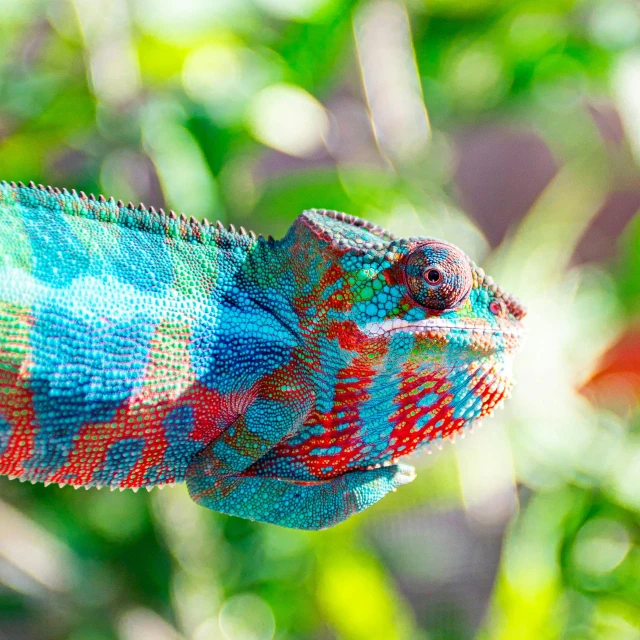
[1,0,640,638]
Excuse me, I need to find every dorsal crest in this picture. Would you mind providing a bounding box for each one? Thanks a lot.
[0,180,260,247]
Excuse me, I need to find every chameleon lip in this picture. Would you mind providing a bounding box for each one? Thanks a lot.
[362,317,524,340]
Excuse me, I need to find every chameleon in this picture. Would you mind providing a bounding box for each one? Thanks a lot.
[0,180,525,530]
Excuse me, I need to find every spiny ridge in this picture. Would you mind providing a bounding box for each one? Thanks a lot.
[1,180,262,247]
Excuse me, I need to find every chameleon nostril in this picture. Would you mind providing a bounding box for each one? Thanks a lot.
[489,299,506,316]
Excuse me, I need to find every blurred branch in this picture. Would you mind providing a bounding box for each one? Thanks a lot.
[72,0,141,108]
[353,0,431,168]
[0,497,78,596]
[489,160,608,289]
[118,607,186,640]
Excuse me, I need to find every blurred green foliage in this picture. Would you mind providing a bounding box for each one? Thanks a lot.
[1,0,640,639]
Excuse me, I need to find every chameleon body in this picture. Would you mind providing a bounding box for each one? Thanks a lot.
[0,181,525,529]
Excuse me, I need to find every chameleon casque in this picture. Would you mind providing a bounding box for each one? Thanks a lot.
[0,180,525,530]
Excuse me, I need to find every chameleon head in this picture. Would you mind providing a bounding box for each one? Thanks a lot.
[289,209,526,451]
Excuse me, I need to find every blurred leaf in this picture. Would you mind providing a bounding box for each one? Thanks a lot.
[615,213,640,315]
[316,528,418,640]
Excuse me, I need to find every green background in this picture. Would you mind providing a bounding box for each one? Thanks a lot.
[1,0,640,638]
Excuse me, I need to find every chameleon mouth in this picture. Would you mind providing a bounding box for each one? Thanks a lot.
[363,317,524,340]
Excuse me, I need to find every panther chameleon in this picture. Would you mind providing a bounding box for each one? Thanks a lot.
[0,180,525,529]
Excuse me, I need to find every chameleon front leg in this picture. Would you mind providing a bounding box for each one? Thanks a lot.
[186,457,415,530]
[185,387,416,529]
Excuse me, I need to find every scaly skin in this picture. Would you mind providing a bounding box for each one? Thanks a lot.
[0,180,525,529]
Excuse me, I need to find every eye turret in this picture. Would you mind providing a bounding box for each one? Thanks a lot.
[404,241,472,311]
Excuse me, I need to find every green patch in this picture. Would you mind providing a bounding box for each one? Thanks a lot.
[358,285,375,301]
[0,194,33,273]
[0,301,32,374]
[168,238,220,299]
[66,214,121,258]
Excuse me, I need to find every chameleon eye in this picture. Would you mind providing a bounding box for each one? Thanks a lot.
[404,241,472,311]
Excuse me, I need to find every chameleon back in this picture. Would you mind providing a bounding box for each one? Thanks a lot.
[0,182,269,487]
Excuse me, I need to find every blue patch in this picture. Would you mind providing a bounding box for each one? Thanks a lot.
[357,362,398,447]
[284,423,325,446]
[310,446,341,456]
[109,227,174,294]
[313,336,351,413]
[145,406,200,484]
[21,199,94,287]
[26,306,155,475]
[452,393,483,420]
[93,438,146,486]
[20,196,174,293]
[192,284,299,393]
[0,415,11,456]
[417,391,439,408]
